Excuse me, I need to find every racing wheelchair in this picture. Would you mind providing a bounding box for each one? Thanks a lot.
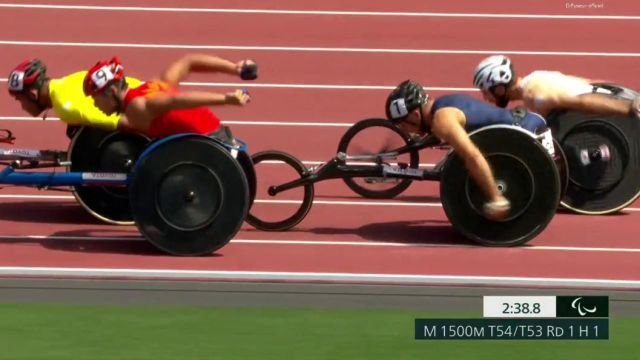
[336,83,640,215]
[0,126,256,256]
[246,124,566,247]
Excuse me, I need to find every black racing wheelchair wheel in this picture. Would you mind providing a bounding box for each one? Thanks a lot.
[129,135,249,256]
[440,125,561,247]
[337,118,420,199]
[557,120,639,214]
[68,127,150,225]
[246,150,314,231]
[552,138,570,202]
[207,125,257,209]
[236,151,257,209]
[548,82,640,215]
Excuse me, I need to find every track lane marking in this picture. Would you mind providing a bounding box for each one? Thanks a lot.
[1,40,639,57]
[0,3,637,20]
[0,235,640,254]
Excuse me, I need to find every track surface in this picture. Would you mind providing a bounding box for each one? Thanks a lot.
[1,1,640,295]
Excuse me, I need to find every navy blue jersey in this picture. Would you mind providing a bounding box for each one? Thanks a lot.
[430,94,545,133]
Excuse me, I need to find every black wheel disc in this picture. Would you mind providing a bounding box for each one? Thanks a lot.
[130,136,249,256]
[552,138,570,203]
[69,127,149,224]
[563,121,628,192]
[555,120,640,214]
[155,163,223,231]
[440,126,560,247]
[236,151,257,209]
[465,154,535,222]
[548,88,640,214]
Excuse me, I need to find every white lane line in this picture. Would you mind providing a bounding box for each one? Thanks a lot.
[1,235,640,254]
[0,193,639,211]
[255,199,443,207]
[0,266,637,289]
[0,3,636,20]
[1,40,638,57]
[0,79,478,92]
[234,240,640,253]
[0,194,74,200]
[0,194,445,207]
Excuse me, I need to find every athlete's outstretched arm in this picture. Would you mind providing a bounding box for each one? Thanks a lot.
[555,93,631,117]
[141,89,250,115]
[430,107,501,202]
[160,54,251,86]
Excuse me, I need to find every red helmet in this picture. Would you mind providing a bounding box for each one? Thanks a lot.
[83,57,125,96]
[7,59,47,95]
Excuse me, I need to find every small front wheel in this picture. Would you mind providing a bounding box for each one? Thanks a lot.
[246,150,315,231]
[337,118,420,199]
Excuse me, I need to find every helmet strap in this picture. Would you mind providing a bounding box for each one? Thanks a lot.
[418,98,431,134]
[112,91,124,114]
[104,85,124,114]
[489,85,510,108]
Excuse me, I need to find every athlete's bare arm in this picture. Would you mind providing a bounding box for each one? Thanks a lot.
[125,89,249,121]
[430,107,501,201]
[160,54,246,86]
[522,75,632,117]
[554,93,631,116]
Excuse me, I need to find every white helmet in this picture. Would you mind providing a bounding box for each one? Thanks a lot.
[472,55,514,90]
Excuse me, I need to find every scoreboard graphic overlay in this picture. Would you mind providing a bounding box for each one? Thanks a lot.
[415,296,609,340]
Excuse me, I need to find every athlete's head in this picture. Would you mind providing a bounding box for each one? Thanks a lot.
[83,57,127,115]
[7,59,49,116]
[473,55,516,108]
[385,79,430,136]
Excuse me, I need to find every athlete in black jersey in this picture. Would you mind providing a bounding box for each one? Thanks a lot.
[386,80,547,221]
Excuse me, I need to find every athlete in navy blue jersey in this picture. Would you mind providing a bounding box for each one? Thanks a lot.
[385,80,547,221]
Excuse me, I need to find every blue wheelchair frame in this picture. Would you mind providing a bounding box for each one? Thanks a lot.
[0,133,249,188]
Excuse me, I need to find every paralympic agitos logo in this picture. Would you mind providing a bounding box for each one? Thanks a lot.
[571,297,598,316]
[556,296,608,318]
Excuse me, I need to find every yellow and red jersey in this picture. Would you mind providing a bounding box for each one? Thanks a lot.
[123,80,221,138]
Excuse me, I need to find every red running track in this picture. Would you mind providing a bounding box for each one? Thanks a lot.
[0,1,639,289]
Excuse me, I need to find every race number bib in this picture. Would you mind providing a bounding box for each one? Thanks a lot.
[389,98,408,118]
[91,65,115,89]
[8,71,25,91]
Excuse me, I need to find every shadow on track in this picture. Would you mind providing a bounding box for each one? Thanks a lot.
[0,200,103,224]
[309,220,470,245]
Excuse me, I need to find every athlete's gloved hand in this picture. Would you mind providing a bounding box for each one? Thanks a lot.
[483,196,511,221]
[237,60,258,80]
[225,89,251,106]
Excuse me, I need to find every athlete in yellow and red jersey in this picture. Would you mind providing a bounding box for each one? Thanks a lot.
[7,59,141,134]
[82,54,257,139]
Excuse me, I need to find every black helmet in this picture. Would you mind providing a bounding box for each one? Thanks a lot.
[385,80,428,121]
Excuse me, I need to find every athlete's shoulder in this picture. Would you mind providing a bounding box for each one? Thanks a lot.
[125,76,143,89]
[432,93,477,110]
[49,71,85,91]
[523,70,566,82]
